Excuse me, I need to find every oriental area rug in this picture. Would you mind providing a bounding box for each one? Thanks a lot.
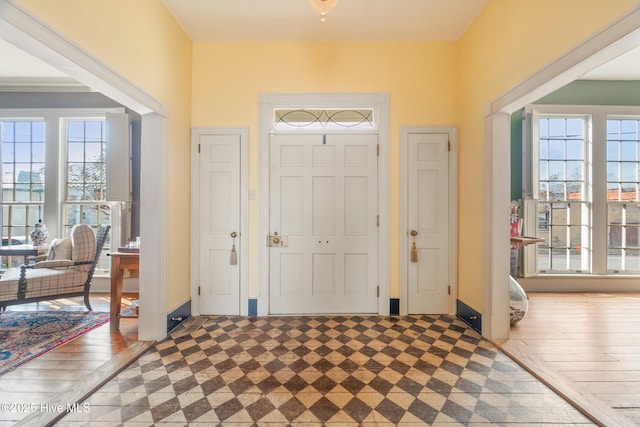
[0,311,109,375]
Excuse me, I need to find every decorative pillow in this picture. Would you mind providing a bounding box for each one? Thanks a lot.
[47,236,73,260]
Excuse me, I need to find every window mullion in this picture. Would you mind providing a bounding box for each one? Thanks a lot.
[591,112,608,274]
[43,113,62,240]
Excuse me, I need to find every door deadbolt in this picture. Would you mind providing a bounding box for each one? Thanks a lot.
[267,233,287,247]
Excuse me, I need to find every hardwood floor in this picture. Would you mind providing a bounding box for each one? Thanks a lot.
[497,292,640,427]
[0,293,150,427]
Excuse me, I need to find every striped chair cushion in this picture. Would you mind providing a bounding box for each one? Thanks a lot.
[0,268,87,301]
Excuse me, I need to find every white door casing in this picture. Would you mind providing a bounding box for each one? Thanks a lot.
[191,128,248,316]
[401,127,457,316]
[259,93,390,316]
[269,133,378,314]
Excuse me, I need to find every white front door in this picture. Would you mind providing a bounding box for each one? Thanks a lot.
[269,133,378,314]
[197,133,241,315]
[407,132,450,313]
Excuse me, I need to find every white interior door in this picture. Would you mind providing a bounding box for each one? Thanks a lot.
[198,133,241,315]
[407,132,450,313]
[269,133,378,314]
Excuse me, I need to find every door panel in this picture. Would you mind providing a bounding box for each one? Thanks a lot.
[198,133,240,315]
[270,133,378,314]
[280,177,304,235]
[407,132,449,313]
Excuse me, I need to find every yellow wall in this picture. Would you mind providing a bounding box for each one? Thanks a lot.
[16,0,194,312]
[455,0,638,311]
[191,41,458,298]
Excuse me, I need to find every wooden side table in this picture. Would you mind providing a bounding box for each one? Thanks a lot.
[108,252,140,331]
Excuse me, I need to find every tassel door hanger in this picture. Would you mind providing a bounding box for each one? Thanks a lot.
[410,229,418,263]
[230,231,238,265]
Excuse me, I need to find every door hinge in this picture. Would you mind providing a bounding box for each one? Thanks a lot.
[377,286,380,297]
[198,143,201,153]
[448,140,451,152]
[448,285,451,295]
[198,286,201,296]
[376,215,380,227]
[376,144,380,156]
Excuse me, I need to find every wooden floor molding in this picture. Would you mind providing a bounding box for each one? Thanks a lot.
[15,340,154,427]
[497,292,640,427]
[496,338,632,427]
[0,293,142,427]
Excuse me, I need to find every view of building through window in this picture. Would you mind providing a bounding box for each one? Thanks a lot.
[0,120,45,256]
[0,115,114,272]
[607,118,640,272]
[63,119,111,238]
[534,110,639,274]
[536,116,590,272]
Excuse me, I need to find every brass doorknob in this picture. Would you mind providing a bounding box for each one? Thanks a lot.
[410,230,418,236]
[272,237,280,244]
[230,231,237,238]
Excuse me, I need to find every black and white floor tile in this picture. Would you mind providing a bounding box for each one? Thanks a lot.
[57,314,593,426]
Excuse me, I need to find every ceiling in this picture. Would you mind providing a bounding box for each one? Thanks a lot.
[0,0,637,81]
[160,0,489,42]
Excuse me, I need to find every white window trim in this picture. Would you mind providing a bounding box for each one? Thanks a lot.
[0,108,128,263]
[524,104,640,276]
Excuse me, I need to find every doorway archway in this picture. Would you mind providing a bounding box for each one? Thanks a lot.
[483,7,640,340]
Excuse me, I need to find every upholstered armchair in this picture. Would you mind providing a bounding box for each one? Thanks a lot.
[0,224,110,311]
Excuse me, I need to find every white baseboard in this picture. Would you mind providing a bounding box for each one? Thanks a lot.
[518,275,640,292]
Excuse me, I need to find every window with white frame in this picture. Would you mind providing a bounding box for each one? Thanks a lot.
[607,117,640,272]
[526,105,640,275]
[0,119,45,252]
[0,109,131,273]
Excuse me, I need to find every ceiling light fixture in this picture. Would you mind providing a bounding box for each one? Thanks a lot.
[309,0,338,22]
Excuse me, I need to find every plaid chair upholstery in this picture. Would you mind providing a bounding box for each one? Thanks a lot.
[0,224,110,310]
[71,224,96,272]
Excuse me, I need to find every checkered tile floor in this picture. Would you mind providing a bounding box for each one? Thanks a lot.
[57,315,593,426]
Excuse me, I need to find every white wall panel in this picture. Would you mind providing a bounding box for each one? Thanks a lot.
[281,253,303,295]
[209,171,231,233]
[313,254,335,295]
[417,170,438,232]
[281,177,304,235]
[313,177,335,235]
[280,145,304,167]
[417,142,439,162]
[344,145,368,167]
[209,249,231,295]
[418,249,438,292]
[312,145,335,167]
[209,144,231,164]
[344,177,367,235]
[345,253,367,295]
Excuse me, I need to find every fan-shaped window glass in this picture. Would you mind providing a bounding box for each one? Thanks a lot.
[274,109,374,130]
